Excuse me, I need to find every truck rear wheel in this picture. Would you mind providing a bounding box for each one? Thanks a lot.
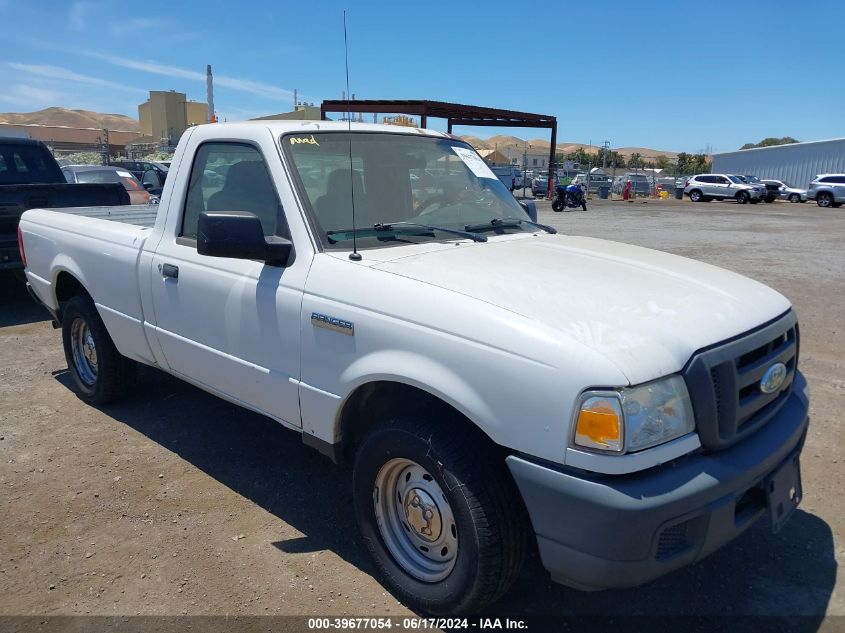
[62,295,137,404]
[352,413,527,614]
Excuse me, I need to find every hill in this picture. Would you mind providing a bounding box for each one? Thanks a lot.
[459,134,678,160]
[0,107,139,132]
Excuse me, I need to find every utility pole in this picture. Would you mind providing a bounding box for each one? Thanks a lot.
[101,128,109,165]
[522,143,530,198]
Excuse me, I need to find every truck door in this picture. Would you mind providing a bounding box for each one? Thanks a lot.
[149,139,306,428]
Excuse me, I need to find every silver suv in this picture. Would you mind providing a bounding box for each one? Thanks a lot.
[684,174,766,204]
[806,174,845,208]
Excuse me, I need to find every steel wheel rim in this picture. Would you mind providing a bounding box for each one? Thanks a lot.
[691,191,700,201]
[373,458,458,583]
[70,318,97,386]
[819,195,831,207]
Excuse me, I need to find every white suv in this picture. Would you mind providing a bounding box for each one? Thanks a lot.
[684,174,767,204]
[806,174,845,208]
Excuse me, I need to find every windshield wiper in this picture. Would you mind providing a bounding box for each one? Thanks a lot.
[464,217,557,235]
[373,222,487,243]
[326,222,487,244]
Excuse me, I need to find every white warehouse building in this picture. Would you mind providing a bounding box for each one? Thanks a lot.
[712,138,845,188]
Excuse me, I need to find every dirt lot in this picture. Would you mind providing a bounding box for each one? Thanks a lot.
[1,199,843,622]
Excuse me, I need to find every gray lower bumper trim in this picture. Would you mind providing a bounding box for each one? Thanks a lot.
[508,373,809,590]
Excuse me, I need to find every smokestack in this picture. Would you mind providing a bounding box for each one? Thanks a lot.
[206,65,214,123]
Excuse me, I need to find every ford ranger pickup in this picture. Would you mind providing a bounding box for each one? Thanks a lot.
[18,121,809,614]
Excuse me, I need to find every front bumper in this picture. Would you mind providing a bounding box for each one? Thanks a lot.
[507,371,809,591]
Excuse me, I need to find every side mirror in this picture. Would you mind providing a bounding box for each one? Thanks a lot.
[142,169,162,190]
[197,211,293,267]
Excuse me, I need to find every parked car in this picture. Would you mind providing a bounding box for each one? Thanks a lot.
[531,170,550,197]
[684,174,766,204]
[62,165,152,205]
[490,165,521,191]
[0,137,129,270]
[110,160,168,185]
[761,180,807,203]
[806,174,845,208]
[736,175,779,203]
[611,173,650,196]
[20,120,809,615]
[573,172,613,194]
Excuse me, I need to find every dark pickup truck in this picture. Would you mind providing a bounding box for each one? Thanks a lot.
[738,175,780,203]
[0,137,130,270]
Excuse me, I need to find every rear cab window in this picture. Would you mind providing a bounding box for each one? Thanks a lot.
[0,144,63,184]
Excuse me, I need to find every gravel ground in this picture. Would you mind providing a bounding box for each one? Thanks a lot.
[0,198,842,622]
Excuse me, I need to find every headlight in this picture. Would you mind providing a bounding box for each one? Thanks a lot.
[572,375,695,454]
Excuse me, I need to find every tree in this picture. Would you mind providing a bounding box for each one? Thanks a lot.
[690,153,711,174]
[676,152,691,174]
[739,136,799,150]
[655,155,673,171]
[628,152,643,169]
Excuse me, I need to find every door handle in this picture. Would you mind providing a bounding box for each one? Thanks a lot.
[161,263,179,279]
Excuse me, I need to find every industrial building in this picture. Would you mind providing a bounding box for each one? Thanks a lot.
[712,138,845,188]
[251,104,322,122]
[0,122,140,156]
[138,90,207,145]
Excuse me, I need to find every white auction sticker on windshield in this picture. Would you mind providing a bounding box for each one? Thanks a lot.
[115,171,133,178]
[452,146,497,179]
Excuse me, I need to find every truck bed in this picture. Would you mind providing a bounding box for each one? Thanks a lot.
[0,182,131,270]
[52,204,159,228]
[21,204,161,366]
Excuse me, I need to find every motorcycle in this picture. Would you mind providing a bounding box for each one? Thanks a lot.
[552,183,588,212]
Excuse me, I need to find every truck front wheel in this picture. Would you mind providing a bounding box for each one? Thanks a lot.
[352,413,527,614]
[61,295,137,404]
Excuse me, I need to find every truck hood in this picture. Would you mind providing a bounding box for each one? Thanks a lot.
[371,234,791,384]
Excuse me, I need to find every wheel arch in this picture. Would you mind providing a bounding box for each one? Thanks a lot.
[52,263,94,321]
[336,378,500,464]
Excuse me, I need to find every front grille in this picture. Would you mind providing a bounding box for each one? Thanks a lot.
[684,311,798,451]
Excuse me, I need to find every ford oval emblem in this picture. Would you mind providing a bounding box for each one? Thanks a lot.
[760,362,787,394]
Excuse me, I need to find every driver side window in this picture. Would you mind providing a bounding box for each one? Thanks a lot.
[181,142,284,240]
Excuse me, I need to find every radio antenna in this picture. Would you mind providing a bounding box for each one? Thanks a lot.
[344,10,362,261]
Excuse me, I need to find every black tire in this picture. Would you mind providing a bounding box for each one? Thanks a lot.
[817,192,834,208]
[688,189,703,202]
[551,199,563,212]
[764,197,775,203]
[789,194,800,203]
[62,295,137,404]
[735,191,750,204]
[352,413,527,615]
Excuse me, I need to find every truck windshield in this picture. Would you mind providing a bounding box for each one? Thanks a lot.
[282,132,531,249]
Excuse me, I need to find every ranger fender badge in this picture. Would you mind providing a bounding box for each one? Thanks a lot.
[311,312,354,336]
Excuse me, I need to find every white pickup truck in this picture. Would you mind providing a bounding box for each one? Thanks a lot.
[19,121,809,614]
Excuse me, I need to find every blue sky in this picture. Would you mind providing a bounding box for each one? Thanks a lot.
[0,0,842,153]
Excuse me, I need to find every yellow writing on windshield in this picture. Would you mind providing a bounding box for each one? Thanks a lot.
[289,135,320,146]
